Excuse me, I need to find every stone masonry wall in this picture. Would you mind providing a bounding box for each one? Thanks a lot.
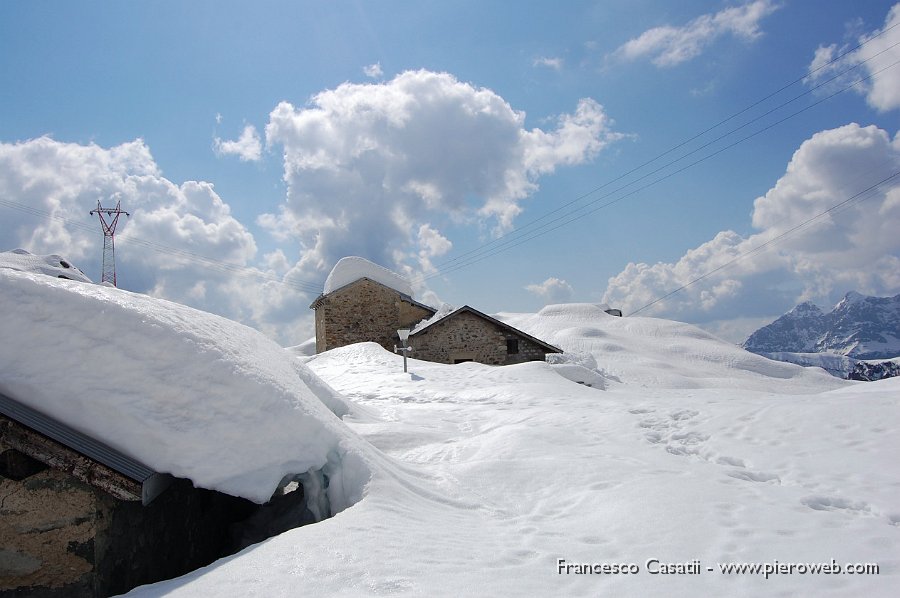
[1,443,100,596]
[316,279,433,353]
[0,441,259,597]
[412,311,551,365]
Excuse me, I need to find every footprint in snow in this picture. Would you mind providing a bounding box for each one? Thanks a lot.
[727,470,781,484]
[801,495,871,514]
[669,409,698,421]
[715,455,746,467]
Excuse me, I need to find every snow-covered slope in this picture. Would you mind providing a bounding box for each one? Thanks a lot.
[743,292,900,359]
[118,303,899,598]
[128,340,897,597]
[4,278,894,597]
[756,351,857,378]
[0,268,369,506]
[498,303,842,392]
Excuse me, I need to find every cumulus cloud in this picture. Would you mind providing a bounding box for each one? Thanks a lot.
[526,277,575,303]
[214,124,262,161]
[263,69,621,280]
[415,223,452,274]
[0,136,315,344]
[806,3,900,112]
[602,123,900,338]
[613,0,780,67]
[363,62,384,78]
[533,56,564,70]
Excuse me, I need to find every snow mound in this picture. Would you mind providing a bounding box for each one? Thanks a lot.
[546,351,612,389]
[499,303,846,391]
[0,268,369,505]
[323,256,413,296]
[0,248,92,282]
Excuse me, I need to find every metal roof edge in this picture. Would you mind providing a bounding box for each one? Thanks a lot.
[0,391,159,485]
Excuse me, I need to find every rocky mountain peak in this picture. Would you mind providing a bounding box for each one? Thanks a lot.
[743,292,900,359]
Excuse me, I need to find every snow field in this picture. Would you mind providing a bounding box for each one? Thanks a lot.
[2,264,895,597]
[129,338,897,597]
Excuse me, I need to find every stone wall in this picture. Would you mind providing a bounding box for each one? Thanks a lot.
[412,311,552,365]
[314,279,434,353]
[0,452,98,597]
[0,437,275,597]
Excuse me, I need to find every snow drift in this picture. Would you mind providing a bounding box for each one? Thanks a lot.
[128,332,896,597]
[499,303,843,392]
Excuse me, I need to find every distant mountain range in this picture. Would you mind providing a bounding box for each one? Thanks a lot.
[742,292,900,379]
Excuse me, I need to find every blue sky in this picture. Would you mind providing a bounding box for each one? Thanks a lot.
[2,1,899,344]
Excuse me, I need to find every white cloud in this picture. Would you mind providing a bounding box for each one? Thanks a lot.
[602,123,900,328]
[533,56,564,70]
[364,62,384,78]
[526,277,575,303]
[214,124,262,162]
[263,69,621,280]
[0,136,316,345]
[613,0,780,67]
[415,223,452,274]
[806,3,900,112]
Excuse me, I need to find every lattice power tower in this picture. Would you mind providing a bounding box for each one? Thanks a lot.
[90,199,129,286]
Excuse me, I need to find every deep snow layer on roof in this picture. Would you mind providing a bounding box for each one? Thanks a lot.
[0,248,92,282]
[323,255,414,297]
[0,268,370,505]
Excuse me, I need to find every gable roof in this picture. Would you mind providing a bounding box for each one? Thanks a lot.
[309,276,437,315]
[410,305,562,353]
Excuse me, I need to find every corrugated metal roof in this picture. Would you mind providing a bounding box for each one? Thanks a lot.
[0,390,157,484]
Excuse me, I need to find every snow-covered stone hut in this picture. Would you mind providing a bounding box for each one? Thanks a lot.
[1,250,356,597]
[309,257,438,354]
[310,257,562,365]
[410,305,562,365]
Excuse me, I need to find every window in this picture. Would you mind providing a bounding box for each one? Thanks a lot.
[506,339,519,354]
[0,449,48,481]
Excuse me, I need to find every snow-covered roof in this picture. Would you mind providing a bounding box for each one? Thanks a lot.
[0,248,92,283]
[0,268,370,506]
[323,256,413,297]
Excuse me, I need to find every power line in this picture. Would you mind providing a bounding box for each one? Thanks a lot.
[413,56,900,283]
[419,27,900,282]
[629,169,900,316]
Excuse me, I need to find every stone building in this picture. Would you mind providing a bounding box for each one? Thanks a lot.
[0,392,309,597]
[309,274,562,365]
[409,306,562,365]
[310,277,437,354]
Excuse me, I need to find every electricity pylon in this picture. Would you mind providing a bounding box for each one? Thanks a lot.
[90,199,129,286]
